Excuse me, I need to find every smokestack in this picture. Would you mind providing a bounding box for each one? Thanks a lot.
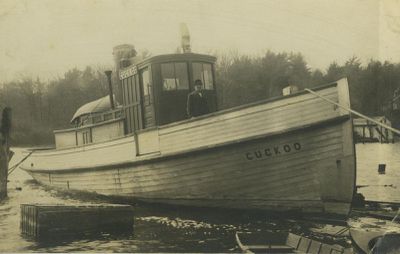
[112,44,137,74]
[104,70,115,110]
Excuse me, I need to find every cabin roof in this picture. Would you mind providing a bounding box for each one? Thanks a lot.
[70,95,118,123]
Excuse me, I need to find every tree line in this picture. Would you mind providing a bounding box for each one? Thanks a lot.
[1,51,400,146]
[215,51,400,115]
[0,66,112,145]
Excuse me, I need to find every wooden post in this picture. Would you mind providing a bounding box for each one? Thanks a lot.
[362,126,365,144]
[0,107,12,200]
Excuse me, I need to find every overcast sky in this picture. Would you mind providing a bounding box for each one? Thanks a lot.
[0,0,399,82]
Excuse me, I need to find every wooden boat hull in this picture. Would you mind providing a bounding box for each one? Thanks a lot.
[349,217,400,253]
[21,79,356,216]
[350,229,400,253]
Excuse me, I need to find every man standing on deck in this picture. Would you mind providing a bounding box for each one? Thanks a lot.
[187,79,209,118]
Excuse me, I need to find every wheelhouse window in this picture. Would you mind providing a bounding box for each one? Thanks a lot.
[161,62,189,91]
[140,68,150,96]
[193,62,214,90]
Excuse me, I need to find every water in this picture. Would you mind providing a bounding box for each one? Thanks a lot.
[0,144,399,252]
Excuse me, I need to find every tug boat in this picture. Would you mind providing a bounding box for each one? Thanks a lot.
[20,41,356,216]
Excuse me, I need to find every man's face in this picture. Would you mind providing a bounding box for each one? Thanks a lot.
[195,84,202,91]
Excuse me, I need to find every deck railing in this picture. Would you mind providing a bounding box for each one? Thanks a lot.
[83,108,124,126]
[54,108,125,149]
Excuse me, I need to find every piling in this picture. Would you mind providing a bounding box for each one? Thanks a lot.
[20,204,134,239]
[0,141,7,200]
[0,107,12,200]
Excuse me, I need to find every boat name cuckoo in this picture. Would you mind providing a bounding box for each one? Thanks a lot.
[245,142,302,160]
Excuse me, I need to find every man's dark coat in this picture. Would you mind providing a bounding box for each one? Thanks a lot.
[187,91,209,117]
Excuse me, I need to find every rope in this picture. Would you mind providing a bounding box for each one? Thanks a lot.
[305,88,400,136]
[334,227,349,236]
[357,184,396,189]
[7,150,34,176]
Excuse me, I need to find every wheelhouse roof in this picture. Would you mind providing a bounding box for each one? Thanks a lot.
[118,53,217,80]
[140,53,216,65]
[130,53,216,69]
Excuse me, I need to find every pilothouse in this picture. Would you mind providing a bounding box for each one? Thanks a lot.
[116,49,218,129]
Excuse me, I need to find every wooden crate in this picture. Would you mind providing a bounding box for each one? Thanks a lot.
[20,204,134,238]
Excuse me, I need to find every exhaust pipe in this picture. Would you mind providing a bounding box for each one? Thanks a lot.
[104,70,115,110]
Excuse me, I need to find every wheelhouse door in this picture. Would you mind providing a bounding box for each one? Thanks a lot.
[121,75,143,133]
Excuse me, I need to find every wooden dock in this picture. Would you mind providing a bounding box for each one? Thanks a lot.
[20,204,134,238]
[353,116,395,143]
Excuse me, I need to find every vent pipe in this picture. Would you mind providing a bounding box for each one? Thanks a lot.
[180,23,191,53]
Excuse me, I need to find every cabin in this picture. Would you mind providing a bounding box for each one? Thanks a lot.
[53,52,218,149]
[53,96,125,148]
[118,53,217,132]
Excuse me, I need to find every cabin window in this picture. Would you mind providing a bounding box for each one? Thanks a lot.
[193,63,214,90]
[161,62,189,91]
[114,109,123,118]
[103,112,113,121]
[79,115,91,126]
[92,115,102,123]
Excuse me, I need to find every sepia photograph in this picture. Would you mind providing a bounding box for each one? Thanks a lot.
[1,0,400,252]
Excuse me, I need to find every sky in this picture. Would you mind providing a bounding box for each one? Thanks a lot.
[0,0,399,83]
